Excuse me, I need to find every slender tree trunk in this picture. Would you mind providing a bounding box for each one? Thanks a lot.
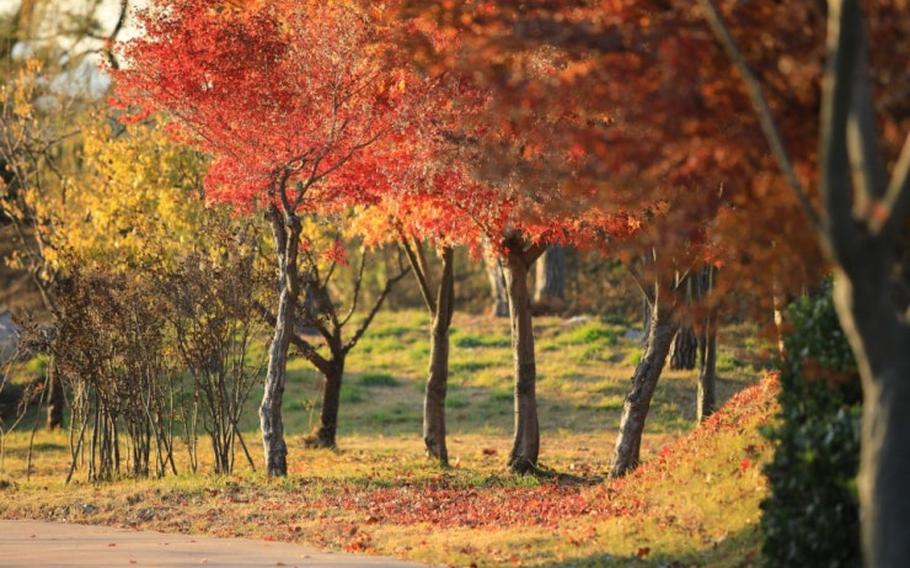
[833,268,910,568]
[259,207,300,477]
[696,319,717,422]
[312,358,344,448]
[670,327,697,370]
[697,268,717,422]
[260,279,292,477]
[504,251,539,473]
[46,369,64,430]
[611,297,678,477]
[484,244,509,317]
[423,248,454,465]
[533,245,566,311]
[772,283,788,357]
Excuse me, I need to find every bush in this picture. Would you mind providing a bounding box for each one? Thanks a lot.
[760,283,862,567]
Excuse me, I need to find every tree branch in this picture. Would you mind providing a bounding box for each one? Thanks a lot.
[872,133,910,241]
[344,263,411,354]
[819,0,863,263]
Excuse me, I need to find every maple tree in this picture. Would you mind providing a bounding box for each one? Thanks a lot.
[401,0,910,562]
[116,0,432,476]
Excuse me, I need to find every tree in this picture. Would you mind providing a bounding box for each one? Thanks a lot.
[533,245,567,313]
[117,0,431,476]
[698,0,910,563]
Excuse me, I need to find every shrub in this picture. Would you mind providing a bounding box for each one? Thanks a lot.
[760,283,862,567]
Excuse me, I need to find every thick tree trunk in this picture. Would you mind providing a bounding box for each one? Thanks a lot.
[45,370,64,430]
[311,358,344,448]
[611,298,677,477]
[670,326,697,370]
[696,319,717,422]
[533,245,566,311]
[484,245,509,317]
[260,280,292,477]
[504,252,540,473]
[833,269,910,567]
[423,248,454,465]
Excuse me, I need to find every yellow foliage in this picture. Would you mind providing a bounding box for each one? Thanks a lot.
[53,120,215,272]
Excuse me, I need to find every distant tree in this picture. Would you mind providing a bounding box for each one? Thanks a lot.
[117,0,431,476]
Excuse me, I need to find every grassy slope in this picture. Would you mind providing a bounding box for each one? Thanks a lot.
[0,311,775,566]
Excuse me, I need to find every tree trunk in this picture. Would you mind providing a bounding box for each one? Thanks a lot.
[697,319,717,422]
[45,370,64,430]
[670,326,697,370]
[484,245,509,317]
[423,248,454,465]
[611,297,678,477]
[259,279,292,477]
[259,208,300,478]
[504,251,540,473]
[311,358,344,448]
[696,267,718,422]
[833,268,910,568]
[533,245,566,312]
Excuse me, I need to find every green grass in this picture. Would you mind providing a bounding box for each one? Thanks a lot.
[0,309,771,567]
[358,372,400,388]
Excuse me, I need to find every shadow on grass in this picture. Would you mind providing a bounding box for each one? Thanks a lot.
[535,523,761,567]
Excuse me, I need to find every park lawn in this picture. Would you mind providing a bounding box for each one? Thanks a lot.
[0,311,776,566]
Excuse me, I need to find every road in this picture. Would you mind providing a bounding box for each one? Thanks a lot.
[0,520,423,567]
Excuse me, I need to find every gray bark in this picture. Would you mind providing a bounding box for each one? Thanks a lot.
[533,245,566,309]
[611,293,678,477]
[670,326,697,370]
[504,243,543,473]
[484,244,509,317]
[423,248,454,465]
[46,369,64,430]
[259,205,301,477]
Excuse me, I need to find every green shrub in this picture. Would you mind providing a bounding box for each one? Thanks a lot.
[358,372,400,388]
[760,283,861,567]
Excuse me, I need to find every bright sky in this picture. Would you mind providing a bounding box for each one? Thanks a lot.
[0,0,149,96]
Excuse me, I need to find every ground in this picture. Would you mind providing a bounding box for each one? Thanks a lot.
[0,311,777,567]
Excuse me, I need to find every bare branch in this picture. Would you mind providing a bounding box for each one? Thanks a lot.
[344,263,411,354]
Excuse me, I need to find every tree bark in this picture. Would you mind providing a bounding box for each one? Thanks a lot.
[533,245,566,311]
[670,326,697,370]
[697,319,717,422]
[423,248,454,465]
[504,249,540,473]
[697,268,717,422]
[611,296,678,477]
[260,278,292,477]
[311,358,344,448]
[259,205,300,477]
[45,369,64,430]
[484,244,509,317]
[833,267,910,568]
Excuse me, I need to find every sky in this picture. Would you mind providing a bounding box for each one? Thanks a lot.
[0,0,148,96]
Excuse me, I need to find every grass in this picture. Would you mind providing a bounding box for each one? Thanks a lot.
[0,309,776,566]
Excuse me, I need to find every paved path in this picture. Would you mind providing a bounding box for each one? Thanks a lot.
[0,520,423,567]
